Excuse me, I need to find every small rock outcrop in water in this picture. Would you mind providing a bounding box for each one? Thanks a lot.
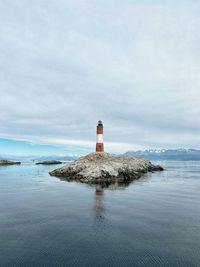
[49,152,163,184]
[0,160,21,166]
[36,160,62,165]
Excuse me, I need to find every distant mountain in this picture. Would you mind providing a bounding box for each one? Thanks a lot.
[0,155,78,162]
[123,149,200,160]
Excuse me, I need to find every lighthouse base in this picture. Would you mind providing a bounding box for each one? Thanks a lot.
[96,143,104,152]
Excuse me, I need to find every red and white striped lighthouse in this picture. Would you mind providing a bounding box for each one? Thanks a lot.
[96,120,104,152]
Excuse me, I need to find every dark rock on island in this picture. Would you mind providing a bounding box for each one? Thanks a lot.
[36,160,62,165]
[0,160,21,166]
[49,152,163,185]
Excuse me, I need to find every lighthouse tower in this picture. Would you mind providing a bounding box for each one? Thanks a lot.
[96,120,104,152]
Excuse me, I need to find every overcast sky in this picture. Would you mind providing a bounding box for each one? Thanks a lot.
[0,0,200,154]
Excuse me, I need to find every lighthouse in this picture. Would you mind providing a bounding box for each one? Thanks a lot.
[96,120,104,152]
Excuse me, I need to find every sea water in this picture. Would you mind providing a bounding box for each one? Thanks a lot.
[0,161,200,266]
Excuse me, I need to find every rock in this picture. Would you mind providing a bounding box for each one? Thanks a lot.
[49,152,163,185]
[0,160,21,166]
[153,165,164,171]
[36,160,62,165]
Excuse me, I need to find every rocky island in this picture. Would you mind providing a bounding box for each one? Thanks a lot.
[50,152,163,185]
[0,160,21,166]
[36,160,62,165]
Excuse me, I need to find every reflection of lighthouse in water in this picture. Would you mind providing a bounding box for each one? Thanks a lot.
[94,186,105,221]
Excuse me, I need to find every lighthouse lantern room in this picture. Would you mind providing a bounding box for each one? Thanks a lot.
[96,120,104,152]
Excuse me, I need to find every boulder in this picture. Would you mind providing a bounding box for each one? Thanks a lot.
[49,152,163,184]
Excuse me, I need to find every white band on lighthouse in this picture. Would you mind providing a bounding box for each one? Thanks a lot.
[97,134,103,143]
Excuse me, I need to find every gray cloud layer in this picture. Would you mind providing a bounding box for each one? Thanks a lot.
[0,0,200,152]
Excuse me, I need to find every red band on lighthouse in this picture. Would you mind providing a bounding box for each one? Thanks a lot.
[96,120,104,152]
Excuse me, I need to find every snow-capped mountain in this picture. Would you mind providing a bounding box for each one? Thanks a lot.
[123,149,200,160]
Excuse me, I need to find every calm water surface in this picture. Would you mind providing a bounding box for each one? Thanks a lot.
[0,161,200,267]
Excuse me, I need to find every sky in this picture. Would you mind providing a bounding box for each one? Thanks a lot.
[0,0,200,156]
[0,138,90,157]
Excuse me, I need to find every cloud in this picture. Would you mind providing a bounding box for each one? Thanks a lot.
[0,0,200,153]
